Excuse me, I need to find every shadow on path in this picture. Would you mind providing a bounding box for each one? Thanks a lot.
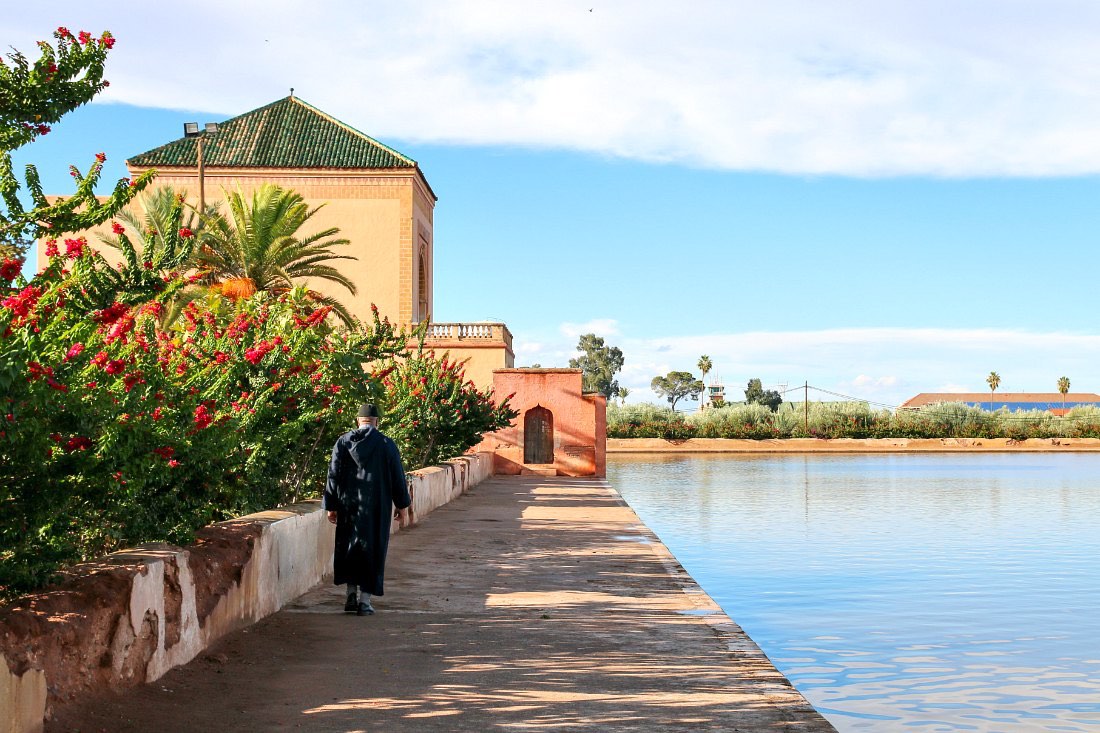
[47,477,834,732]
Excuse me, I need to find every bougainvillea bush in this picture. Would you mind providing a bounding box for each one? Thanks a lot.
[1,220,518,597]
[382,345,517,470]
[0,26,518,600]
[0,216,408,595]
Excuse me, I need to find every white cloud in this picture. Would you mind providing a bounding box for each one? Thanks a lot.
[9,1,1100,175]
[559,318,619,339]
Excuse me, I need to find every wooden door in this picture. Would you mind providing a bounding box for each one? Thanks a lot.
[524,406,554,464]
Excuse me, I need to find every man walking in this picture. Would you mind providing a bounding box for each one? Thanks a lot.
[324,403,412,616]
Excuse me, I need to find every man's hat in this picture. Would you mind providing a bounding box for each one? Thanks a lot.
[357,403,381,419]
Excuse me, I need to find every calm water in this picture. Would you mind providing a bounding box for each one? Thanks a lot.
[607,453,1100,732]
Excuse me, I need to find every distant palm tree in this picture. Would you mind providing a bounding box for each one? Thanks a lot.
[198,184,358,324]
[698,355,713,407]
[1058,376,1071,414]
[987,371,1001,412]
[618,387,630,406]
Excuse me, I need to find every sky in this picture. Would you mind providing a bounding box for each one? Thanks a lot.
[6,1,1100,409]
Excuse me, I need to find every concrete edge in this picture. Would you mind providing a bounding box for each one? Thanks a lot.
[602,480,837,724]
[608,437,1100,453]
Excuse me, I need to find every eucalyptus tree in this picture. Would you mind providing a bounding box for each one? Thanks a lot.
[986,371,1001,412]
[569,333,624,399]
[1058,376,1071,414]
[198,184,358,325]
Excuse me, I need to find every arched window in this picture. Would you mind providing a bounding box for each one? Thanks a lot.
[523,406,554,464]
[417,246,429,323]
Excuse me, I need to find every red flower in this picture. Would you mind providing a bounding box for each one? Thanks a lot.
[168,459,180,468]
[104,359,125,375]
[94,302,130,325]
[178,227,194,239]
[91,350,109,367]
[214,351,229,364]
[0,258,22,282]
[44,239,59,257]
[78,30,93,45]
[111,221,125,235]
[152,446,175,459]
[64,343,85,361]
[2,286,42,321]
[84,381,98,390]
[64,436,93,452]
[100,33,115,49]
[95,152,106,163]
[56,26,71,38]
[152,407,163,421]
[123,373,144,392]
[63,238,86,259]
[193,404,213,430]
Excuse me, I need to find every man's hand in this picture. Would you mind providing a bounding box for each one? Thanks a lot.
[327,510,337,525]
[394,507,411,526]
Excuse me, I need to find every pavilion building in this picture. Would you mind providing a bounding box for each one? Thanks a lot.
[72,94,513,387]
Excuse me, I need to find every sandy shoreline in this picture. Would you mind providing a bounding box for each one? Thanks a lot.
[607,436,1100,453]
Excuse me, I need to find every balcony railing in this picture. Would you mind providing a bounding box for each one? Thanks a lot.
[423,322,513,351]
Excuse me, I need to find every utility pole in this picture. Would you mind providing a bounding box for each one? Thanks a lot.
[804,381,809,434]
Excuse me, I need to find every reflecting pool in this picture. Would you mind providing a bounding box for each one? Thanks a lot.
[607,453,1100,732]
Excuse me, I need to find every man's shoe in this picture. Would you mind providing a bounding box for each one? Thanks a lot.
[344,593,358,614]
[357,599,375,616]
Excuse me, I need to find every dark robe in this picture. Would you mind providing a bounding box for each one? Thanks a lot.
[324,427,411,595]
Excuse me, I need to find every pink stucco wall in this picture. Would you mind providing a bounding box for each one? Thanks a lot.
[476,369,606,477]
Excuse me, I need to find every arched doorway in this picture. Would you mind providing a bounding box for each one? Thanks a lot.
[524,406,554,464]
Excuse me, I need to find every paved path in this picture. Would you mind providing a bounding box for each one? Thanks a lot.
[49,476,835,732]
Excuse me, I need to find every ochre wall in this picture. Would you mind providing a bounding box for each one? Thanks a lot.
[117,167,432,327]
[476,369,606,477]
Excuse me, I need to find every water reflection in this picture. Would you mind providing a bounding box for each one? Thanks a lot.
[608,453,1100,732]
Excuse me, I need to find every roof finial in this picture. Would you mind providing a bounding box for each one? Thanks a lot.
[289,87,294,99]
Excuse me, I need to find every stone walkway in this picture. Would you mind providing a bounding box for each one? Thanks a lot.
[48,476,836,732]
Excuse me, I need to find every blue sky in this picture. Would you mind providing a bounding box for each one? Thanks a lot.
[7,2,1100,407]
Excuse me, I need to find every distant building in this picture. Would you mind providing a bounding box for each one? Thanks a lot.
[899,393,1100,416]
[702,381,726,409]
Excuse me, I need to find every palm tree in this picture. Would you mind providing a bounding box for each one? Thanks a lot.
[1058,376,1071,414]
[198,184,358,324]
[102,186,209,327]
[986,371,1001,412]
[697,355,713,407]
[618,387,630,406]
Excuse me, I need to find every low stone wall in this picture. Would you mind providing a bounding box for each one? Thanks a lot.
[0,453,492,733]
[608,437,1100,452]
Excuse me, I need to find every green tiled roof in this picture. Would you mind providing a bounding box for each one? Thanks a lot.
[127,96,417,170]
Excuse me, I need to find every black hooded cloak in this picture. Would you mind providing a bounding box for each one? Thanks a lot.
[324,427,411,595]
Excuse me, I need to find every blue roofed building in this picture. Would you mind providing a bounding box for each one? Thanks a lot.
[900,392,1100,415]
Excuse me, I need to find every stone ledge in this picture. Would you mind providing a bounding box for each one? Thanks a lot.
[0,452,491,733]
[607,437,1100,452]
